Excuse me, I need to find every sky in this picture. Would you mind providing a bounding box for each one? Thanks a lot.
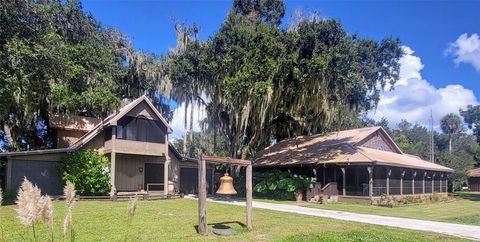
[82,0,480,138]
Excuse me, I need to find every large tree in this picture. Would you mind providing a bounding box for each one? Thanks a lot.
[169,0,403,158]
[440,113,463,154]
[460,105,480,144]
[0,0,174,151]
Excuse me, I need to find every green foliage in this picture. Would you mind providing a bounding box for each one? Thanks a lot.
[169,1,403,158]
[253,169,316,199]
[460,105,480,144]
[59,149,111,196]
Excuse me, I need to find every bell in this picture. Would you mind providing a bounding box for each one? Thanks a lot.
[216,173,237,195]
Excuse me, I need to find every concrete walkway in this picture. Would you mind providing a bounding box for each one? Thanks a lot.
[186,196,480,241]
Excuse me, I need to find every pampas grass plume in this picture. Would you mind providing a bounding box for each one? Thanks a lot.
[42,195,53,228]
[16,178,43,227]
[64,181,76,209]
[128,194,138,220]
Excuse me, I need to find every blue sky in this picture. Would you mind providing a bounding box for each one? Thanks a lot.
[83,0,480,134]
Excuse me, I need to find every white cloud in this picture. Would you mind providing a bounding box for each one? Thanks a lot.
[445,33,480,71]
[369,46,478,128]
[170,101,206,140]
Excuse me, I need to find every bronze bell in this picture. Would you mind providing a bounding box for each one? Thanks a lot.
[216,173,237,195]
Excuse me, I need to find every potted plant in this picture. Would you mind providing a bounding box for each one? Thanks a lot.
[289,175,316,202]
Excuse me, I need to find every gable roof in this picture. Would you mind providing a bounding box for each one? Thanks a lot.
[469,168,480,177]
[70,95,172,150]
[254,127,453,172]
[0,95,182,160]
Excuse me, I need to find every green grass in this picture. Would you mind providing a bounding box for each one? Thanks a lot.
[301,193,480,226]
[0,198,470,241]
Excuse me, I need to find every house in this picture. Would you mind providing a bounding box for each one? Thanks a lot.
[468,168,480,192]
[254,127,453,201]
[0,96,214,196]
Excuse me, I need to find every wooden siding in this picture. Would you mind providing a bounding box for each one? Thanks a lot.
[360,131,398,153]
[126,101,162,122]
[469,177,480,192]
[114,153,179,192]
[55,129,86,148]
[10,159,64,195]
[82,130,106,152]
[113,139,167,156]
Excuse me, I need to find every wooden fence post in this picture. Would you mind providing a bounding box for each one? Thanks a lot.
[246,164,253,230]
[198,157,207,235]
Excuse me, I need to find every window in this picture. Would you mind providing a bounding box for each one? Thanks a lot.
[117,125,124,139]
[115,116,165,143]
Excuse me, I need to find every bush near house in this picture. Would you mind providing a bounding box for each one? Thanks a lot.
[59,149,111,196]
[253,169,316,200]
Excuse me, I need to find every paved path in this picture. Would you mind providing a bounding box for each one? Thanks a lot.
[186,196,480,241]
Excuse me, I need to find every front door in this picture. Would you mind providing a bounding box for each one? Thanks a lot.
[144,163,164,191]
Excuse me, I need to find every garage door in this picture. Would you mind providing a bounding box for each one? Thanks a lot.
[11,160,63,195]
[180,168,213,195]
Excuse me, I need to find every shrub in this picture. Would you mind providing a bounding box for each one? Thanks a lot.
[253,169,316,200]
[59,149,111,196]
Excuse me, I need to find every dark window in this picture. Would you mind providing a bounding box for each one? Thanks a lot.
[116,116,165,143]
[117,125,124,139]
[105,127,112,141]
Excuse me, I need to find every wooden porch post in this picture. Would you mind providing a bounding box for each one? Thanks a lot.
[164,133,170,196]
[432,173,436,193]
[198,157,207,235]
[246,164,253,230]
[341,167,346,196]
[367,166,373,198]
[445,175,448,193]
[386,168,391,196]
[423,172,427,194]
[412,171,417,195]
[110,126,117,196]
[400,170,405,196]
[440,174,443,193]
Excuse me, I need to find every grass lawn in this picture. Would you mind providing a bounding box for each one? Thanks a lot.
[301,192,480,226]
[0,198,470,241]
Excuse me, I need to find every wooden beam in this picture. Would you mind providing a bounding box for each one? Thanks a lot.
[198,157,207,235]
[440,174,443,193]
[445,174,448,193]
[367,166,373,198]
[202,155,251,166]
[423,172,427,194]
[386,168,391,196]
[164,133,170,196]
[110,126,117,196]
[340,167,346,196]
[400,170,405,196]
[432,172,436,193]
[246,164,253,230]
[412,171,417,195]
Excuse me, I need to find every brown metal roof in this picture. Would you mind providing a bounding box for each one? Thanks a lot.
[254,127,453,172]
[469,168,480,177]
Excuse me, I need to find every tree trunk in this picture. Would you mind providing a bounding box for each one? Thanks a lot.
[2,122,14,149]
[183,101,188,155]
[189,92,195,157]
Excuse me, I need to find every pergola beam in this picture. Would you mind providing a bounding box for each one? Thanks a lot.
[198,155,253,235]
